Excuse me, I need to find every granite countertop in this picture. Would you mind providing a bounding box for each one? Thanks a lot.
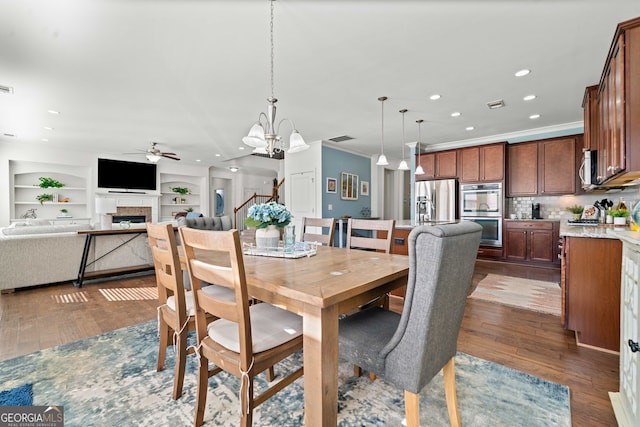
[559,221,631,239]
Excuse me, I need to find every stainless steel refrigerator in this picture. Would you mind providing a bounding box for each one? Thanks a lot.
[415,179,458,223]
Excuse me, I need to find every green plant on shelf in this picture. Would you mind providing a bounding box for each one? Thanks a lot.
[185,207,194,213]
[610,209,629,218]
[37,177,65,188]
[171,187,190,195]
[36,193,54,204]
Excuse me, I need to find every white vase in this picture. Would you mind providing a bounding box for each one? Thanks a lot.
[255,225,280,249]
[613,216,627,225]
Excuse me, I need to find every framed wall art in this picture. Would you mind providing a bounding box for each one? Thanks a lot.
[326,177,337,193]
[340,172,359,200]
[360,180,369,196]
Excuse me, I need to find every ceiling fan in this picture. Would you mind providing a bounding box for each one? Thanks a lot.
[125,142,180,162]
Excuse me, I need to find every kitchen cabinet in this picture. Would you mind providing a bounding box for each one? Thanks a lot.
[582,85,599,151]
[504,220,559,265]
[506,135,579,196]
[610,239,640,426]
[458,142,505,183]
[538,137,576,195]
[415,149,457,180]
[586,17,640,187]
[561,236,621,352]
[507,142,538,196]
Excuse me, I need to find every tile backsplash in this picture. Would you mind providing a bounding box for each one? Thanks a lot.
[507,187,640,220]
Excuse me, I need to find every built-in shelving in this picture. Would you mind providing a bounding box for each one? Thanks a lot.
[159,173,207,221]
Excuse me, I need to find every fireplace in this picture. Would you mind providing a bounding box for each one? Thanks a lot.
[112,215,146,224]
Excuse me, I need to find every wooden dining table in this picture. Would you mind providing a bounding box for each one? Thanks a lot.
[239,245,408,426]
[184,243,409,426]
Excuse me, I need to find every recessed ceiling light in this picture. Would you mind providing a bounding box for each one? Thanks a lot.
[239,146,245,150]
[47,110,60,115]
[429,94,441,100]
[465,126,475,131]
[523,94,536,101]
[529,114,541,119]
[41,138,49,142]
[515,69,531,77]
[451,112,461,117]
[43,126,54,130]
[195,159,201,162]
[215,153,221,157]
[229,166,239,172]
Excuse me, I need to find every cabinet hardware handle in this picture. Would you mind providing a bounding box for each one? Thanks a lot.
[629,339,640,353]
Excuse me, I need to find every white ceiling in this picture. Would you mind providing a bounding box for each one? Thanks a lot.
[2,0,640,167]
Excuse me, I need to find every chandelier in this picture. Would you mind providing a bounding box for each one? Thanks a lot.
[242,0,308,157]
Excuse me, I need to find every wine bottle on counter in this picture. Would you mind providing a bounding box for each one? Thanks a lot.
[616,197,627,212]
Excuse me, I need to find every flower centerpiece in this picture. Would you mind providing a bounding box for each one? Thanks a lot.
[245,202,291,249]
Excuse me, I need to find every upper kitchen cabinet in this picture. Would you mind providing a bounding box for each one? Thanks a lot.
[507,141,538,196]
[458,142,505,183]
[582,85,599,152]
[415,149,457,180]
[507,135,580,197]
[539,137,577,195]
[586,17,640,186]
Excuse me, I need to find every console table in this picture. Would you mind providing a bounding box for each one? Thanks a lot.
[73,227,154,287]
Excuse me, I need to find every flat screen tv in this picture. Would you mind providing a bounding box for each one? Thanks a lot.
[97,158,157,191]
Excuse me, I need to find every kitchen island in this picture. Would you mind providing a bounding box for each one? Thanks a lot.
[559,222,626,353]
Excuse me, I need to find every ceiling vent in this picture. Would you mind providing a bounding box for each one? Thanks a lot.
[0,85,14,95]
[328,135,354,143]
[487,99,505,109]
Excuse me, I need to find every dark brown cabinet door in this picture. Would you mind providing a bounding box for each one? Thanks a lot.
[505,229,527,261]
[529,230,554,263]
[481,143,505,182]
[539,137,576,195]
[459,147,480,182]
[436,150,457,178]
[507,142,538,196]
[415,153,435,180]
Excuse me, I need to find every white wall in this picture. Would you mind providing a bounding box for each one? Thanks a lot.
[284,140,322,233]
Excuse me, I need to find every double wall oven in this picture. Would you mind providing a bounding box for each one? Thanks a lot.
[460,182,503,247]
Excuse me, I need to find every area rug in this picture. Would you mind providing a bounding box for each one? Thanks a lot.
[0,321,571,426]
[0,383,32,406]
[468,273,561,316]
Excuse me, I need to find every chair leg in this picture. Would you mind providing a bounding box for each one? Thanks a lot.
[266,366,276,382]
[354,365,362,377]
[404,390,420,427]
[194,354,209,427]
[157,321,170,372]
[172,327,188,400]
[240,377,254,427]
[443,357,461,427]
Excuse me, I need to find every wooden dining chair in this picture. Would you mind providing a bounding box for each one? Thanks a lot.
[346,218,395,254]
[146,222,234,400]
[301,217,336,246]
[339,222,482,427]
[178,227,304,427]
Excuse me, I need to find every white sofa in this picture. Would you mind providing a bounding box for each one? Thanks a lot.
[0,220,154,292]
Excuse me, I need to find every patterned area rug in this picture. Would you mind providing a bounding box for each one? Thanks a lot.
[0,321,571,426]
[468,274,561,316]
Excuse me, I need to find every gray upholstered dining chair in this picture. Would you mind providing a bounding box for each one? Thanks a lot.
[301,217,336,246]
[338,221,482,427]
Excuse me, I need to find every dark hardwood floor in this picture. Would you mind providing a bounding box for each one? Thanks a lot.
[0,261,618,425]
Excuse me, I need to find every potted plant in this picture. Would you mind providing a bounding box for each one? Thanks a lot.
[37,177,65,188]
[36,193,54,205]
[171,187,190,195]
[245,202,291,249]
[566,205,584,220]
[611,209,629,225]
[58,208,70,218]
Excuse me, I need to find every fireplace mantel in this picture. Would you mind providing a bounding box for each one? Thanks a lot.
[96,193,160,223]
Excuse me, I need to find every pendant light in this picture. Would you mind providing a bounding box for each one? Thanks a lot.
[376,96,389,166]
[414,119,425,175]
[397,109,409,170]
